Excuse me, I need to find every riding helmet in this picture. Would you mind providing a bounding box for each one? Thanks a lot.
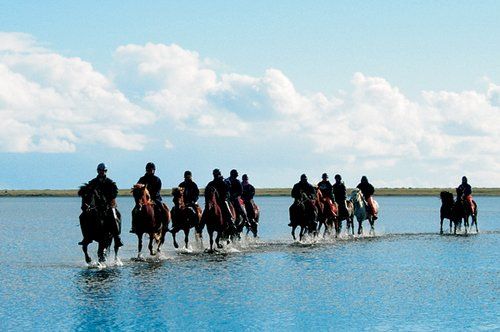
[97,163,107,171]
[230,169,238,177]
[146,162,156,170]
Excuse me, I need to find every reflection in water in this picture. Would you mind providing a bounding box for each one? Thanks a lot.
[73,269,122,331]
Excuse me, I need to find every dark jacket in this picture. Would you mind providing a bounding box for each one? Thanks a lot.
[291,181,316,200]
[242,181,255,201]
[226,176,243,200]
[138,173,162,202]
[89,175,118,205]
[205,177,229,203]
[357,182,375,198]
[457,183,472,197]
[179,179,200,203]
[317,180,334,200]
[333,181,347,202]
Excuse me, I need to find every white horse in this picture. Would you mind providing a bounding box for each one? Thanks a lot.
[349,188,378,235]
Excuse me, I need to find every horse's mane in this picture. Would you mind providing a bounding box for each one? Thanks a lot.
[78,182,92,197]
[440,191,454,205]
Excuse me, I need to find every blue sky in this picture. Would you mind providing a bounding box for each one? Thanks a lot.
[1,1,499,189]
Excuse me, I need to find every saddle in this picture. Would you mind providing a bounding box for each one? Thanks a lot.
[464,195,476,214]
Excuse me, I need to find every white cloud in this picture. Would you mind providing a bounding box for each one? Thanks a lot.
[1,33,499,186]
[0,33,154,152]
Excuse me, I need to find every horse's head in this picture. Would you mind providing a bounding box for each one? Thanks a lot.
[172,187,185,207]
[350,188,360,200]
[131,184,151,206]
[205,185,219,205]
[440,191,454,205]
[78,183,99,210]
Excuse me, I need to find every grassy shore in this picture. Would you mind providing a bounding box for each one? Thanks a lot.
[1,187,500,197]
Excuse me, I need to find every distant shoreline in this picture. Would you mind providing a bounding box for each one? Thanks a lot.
[1,188,500,197]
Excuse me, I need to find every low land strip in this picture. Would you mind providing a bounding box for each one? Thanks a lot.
[1,187,500,197]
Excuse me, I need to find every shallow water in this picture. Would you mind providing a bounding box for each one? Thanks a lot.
[0,196,499,330]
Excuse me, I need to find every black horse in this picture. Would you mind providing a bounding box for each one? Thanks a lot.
[78,183,121,264]
[440,191,478,234]
[170,187,202,249]
[289,192,318,241]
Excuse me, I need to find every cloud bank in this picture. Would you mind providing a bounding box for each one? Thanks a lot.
[1,32,499,185]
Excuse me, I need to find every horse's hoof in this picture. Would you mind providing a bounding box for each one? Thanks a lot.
[173,242,179,249]
[85,256,92,264]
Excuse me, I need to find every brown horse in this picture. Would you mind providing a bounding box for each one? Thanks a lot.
[289,192,318,241]
[170,187,202,249]
[441,191,478,235]
[315,189,339,237]
[131,184,170,257]
[244,199,260,238]
[337,200,355,235]
[199,185,224,252]
[78,183,121,265]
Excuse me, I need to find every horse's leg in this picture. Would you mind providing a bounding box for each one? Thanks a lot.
[464,216,468,235]
[216,232,223,249]
[82,243,91,264]
[97,242,106,263]
[357,219,363,235]
[172,230,179,249]
[184,228,190,249]
[299,226,305,241]
[208,230,214,252]
[251,220,258,238]
[440,217,444,235]
[291,225,297,240]
[369,217,375,235]
[137,233,143,258]
[148,235,155,256]
[449,219,453,234]
[334,218,340,237]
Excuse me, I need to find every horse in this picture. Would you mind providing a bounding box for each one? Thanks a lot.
[78,183,121,264]
[244,199,260,238]
[349,188,378,235]
[199,185,225,252]
[456,188,478,234]
[131,184,170,257]
[289,192,318,241]
[442,191,478,235]
[439,191,456,234]
[170,187,202,249]
[336,199,355,235]
[315,189,339,237]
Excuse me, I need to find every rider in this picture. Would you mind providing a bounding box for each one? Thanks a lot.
[292,174,316,200]
[333,174,348,217]
[205,169,232,225]
[131,162,165,233]
[457,176,475,214]
[79,163,123,247]
[317,173,334,202]
[289,174,316,226]
[242,174,256,220]
[226,169,248,223]
[178,170,200,210]
[356,176,377,220]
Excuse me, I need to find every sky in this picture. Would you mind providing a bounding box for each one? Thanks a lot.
[1,1,499,189]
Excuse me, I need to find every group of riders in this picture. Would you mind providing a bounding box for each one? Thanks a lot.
[78,162,258,249]
[79,161,476,252]
[290,173,378,226]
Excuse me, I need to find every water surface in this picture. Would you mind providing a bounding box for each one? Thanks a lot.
[0,196,498,331]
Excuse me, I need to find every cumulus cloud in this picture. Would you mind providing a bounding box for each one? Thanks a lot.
[0,32,154,152]
[2,33,499,186]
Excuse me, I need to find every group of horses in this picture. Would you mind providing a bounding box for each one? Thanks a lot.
[439,191,478,235]
[289,188,379,241]
[78,182,260,264]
